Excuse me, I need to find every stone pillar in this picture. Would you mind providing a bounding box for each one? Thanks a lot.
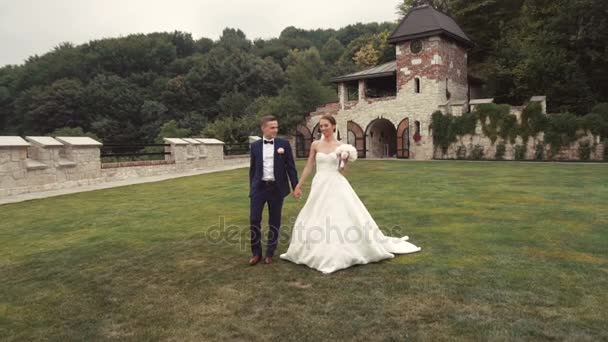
[530,96,547,114]
[0,136,29,197]
[358,79,366,103]
[55,137,103,184]
[24,136,65,189]
[469,98,494,113]
[338,82,347,110]
[450,100,467,116]
[25,136,64,167]
[183,138,206,169]
[197,138,225,167]
[163,138,190,170]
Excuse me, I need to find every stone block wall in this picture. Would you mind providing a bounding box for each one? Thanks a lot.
[434,122,606,162]
[0,136,250,199]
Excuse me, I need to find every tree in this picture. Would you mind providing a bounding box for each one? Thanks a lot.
[84,74,145,143]
[201,114,257,144]
[155,120,191,143]
[50,126,100,141]
[396,0,451,16]
[15,78,86,135]
[353,42,380,68]
[321,38,345,65]
[259,48,337,135]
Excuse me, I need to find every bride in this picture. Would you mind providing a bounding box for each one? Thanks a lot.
[280,115,421,274]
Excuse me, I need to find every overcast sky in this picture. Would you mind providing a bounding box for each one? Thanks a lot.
[0,0,401,67]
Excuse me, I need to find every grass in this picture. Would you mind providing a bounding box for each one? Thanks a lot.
[1,160,607,341]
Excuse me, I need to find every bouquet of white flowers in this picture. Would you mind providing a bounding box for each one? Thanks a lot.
[335,143,358,169]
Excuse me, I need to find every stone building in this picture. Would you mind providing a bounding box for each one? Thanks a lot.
[296,5,486,159]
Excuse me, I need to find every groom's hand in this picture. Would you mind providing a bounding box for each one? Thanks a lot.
[293,186,302,199]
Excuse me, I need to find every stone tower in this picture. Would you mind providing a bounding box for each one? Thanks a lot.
[388,5,473,107]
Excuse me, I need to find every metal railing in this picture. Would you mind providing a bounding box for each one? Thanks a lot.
[101,143,171,162]
[223,143,250,156]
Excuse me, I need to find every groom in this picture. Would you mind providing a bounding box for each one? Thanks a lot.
[248,115,301,266]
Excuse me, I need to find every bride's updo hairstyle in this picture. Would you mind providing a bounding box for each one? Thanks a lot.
[320,114,337,133]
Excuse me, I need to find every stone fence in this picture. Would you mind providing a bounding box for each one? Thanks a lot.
[0,136,250,199]
[433,97,606,161]
[433,126,606,161]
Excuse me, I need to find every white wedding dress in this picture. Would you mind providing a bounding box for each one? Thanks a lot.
[280,150,421,274]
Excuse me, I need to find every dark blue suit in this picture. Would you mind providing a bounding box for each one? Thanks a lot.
[249,138,299,257]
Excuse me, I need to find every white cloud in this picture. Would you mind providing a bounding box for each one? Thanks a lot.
[0,0,400,66]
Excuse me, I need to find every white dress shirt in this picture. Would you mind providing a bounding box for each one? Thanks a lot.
[262,137,275,181]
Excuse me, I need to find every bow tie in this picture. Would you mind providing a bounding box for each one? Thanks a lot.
[263,139,273,145]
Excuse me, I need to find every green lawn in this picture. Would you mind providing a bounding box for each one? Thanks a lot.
[1,160,607,341]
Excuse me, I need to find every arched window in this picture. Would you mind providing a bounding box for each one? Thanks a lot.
[446,78,451,100]
[414,78,421,93]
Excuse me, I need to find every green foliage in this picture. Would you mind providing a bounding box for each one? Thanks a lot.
[534,144,544,160]
[519,102,547,143]
[15,78,86,135]
[543,112,580,157]
[320,38,345,65]
[456,145,467,159]
[200,114,256,144]
[259,48,337,134]
[397,0,451,17]
[495,143,506,160]
[453,111,477,136]
[476,103,514,144]
[3,2,607,143]
[432,102,608,159]
[514,145,526,160]
[578,141,592,161]
[156,120,190,143]
[2,25,384,141]
[50,126,100,142]
[431,110,456,154]
[470,145,484,160]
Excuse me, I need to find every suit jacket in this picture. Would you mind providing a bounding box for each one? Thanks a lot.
[249,138,299,198]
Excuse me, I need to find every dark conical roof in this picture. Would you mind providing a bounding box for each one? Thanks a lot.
[388,5,473,47]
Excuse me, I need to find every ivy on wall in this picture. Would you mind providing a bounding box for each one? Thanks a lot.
[431,102,608,158]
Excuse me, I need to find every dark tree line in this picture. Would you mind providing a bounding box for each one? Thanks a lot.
[1,0,606,143]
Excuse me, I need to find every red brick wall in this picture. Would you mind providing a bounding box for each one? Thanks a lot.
[396,36,468,98]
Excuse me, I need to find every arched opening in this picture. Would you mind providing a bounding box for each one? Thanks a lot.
[295,124,312,158]
[413,120,421,143]
[396,118,410,159]
[365,118,397,158]
[347,120,366,158]
[414,78,421,93]
[312,123,321,140]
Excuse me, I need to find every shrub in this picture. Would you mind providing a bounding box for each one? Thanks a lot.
[470,145,484,160]
[514,145,526,160]
[578,141,592,161]
[495,143,506,160]
[456,145,467,160]
[534,144,544,160]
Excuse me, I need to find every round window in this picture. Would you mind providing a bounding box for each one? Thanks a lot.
[410,39,422,54]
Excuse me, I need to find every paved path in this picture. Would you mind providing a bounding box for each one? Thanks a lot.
[0,163,249,206]
[3,159,605,206]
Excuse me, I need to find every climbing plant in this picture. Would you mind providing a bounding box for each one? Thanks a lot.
[431,102,608,159]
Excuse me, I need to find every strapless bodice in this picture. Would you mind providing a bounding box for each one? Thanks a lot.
[315,152,339,173]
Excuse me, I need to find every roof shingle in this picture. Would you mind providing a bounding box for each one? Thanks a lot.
[387,5,473,47]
